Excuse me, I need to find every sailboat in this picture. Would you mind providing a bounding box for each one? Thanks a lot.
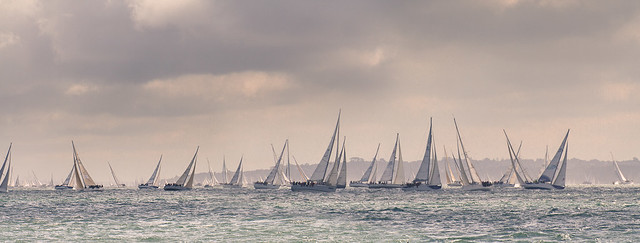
[515,130,570,190]
[138,155,162,189]
[0,143,12,193]
[336,140,348,189]
[453,118,492,191]
[404,118,442,191]
[70,141,104,191]
[349,144,380,188]
[291,111,342,192]
[108,162,126,188]
[370,133,405,189]
[221,157,230,185]
[443,147,462,187]
[255,140,290,189]
[203,158,219,188]
[164,147,199,191]
[611,153,632,185]
[222,156,246,188]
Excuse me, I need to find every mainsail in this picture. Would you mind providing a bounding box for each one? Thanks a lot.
[310,111,340,182]
[414,118,433,182]
[146,155,162,186]
[380,134,400,183]
[0,143,11,192]
[72,142,98,187]
[538,130,570,183]
[176,147,199,186]
[337,143,348,188]
[359,144,380,183]
[229,156,244,185]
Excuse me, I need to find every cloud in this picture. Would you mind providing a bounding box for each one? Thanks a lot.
[143,71,292,100]
[127,0,213,30]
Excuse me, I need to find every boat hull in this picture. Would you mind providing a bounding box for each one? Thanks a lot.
[447,182,462,187]
[290,183,336,192]
[349,182,370,188]
[138,184,159,189]
[164,184,191,191]
[253,183,280,189]
[368,183,403,189]
[55,185,74,190]
[521,183,562,190]
[462,184,492,191]
[402,184,442,191]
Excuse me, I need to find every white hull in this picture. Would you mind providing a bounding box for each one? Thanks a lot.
[614,181,633,185]
[521,183,563,190]
[164,184,191,191]
[462,184,492,191]
[253,183,281,189]
[402,184,442,191]
[368,183,403,189]
[291,183,336,192]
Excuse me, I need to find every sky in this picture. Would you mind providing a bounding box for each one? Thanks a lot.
[2,0,640,184]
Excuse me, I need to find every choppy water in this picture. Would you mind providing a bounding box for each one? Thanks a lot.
[1,186,639,241]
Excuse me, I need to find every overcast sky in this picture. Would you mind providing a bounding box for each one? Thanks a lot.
[2,0,640,183]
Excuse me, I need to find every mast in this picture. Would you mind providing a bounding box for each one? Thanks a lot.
[454,118,482,183]
[538,130,570,183]
[309,111,340,182]
[359,144,380,183]
[176,147,199,185]
[147,155,162,186]
[415,118,433,182]
[337,141,348,187]
[380,134,399,183]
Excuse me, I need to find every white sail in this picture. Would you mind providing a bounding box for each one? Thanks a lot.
[146,155,162,186]
[292,156,309,181]
[310,111,340,182]
[337,143,348,188]
[359,144,380,183]
[325,140,345,186]
[552,143,568,187]
[428,137,441,186]
[265,140,288,184]
[206,159,216,186]
[185,156,197,189]
[393,138,405,184]
[108,162,123,187]
[222,157,228,184]
[73,155,85,190]
[455,140,471,185]
[611,153,629,183]
[454,118,482,183]
[414,118,433,182]
[72,142,98,187]
[0,143,11,192]
[368,162,378,184]
[229,156,244,185]
[504,131,526,185]
[380,134,399,182]
[176,147,199,185]
[538,130,570,183]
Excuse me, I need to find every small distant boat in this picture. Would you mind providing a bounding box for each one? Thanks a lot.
[138,155,162,189]
[370,134,405,189]
[164,147,199,191]
[443,147,462,187]
[69,141,104,191]
[0,143,13,193]
[453,118,492,191]
[404,118,442,191]
[255,140,290,189]
[611,153,633,185]
[203,158,219,188]
[222,156,247,188]
[349,144,380,188]
[291,111,342,192]
[515,130,570,190]
[108,162,126,188]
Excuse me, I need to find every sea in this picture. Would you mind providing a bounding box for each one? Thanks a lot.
[1,186,639,242]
